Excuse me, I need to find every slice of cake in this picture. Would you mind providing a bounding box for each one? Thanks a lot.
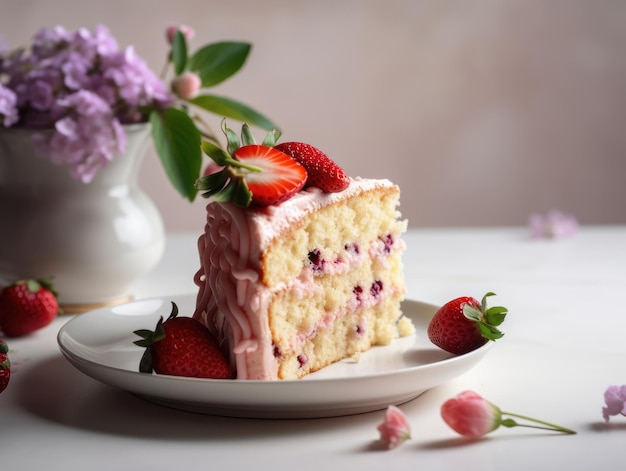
[192,124,409,380]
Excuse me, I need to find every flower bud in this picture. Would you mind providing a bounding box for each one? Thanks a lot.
[165,25,195,44]
[602,385,626,422]
[440,390,501,438]
[376,405,411,449]
[171,72,201,100]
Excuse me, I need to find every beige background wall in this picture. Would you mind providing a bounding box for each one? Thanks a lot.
[2,0,625,231]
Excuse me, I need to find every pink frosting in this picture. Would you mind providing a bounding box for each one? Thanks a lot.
[192,178,402,380]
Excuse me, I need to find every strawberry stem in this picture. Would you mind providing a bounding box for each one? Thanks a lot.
[500,412,576,434]
[228,159,262,173]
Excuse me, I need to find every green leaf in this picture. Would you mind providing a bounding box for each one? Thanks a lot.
[189,94,279,131]
[133,329,154,341]
[138,348,153,373]
[240,122,256,146]
[463,304,483,322]
[221,120,240,155]
[25,279,41,292]
[261,128,281,147]
[481,291,497,311]
[201,140,232,166]
[231,178,252,208]
[188,41,251,87]
[477,321,504,341]
[207,180,238,203]
[167,302,179,322]
[171,30,188,75]
[485,306,508,326]
[150,108,202,201]
[195,169,229,192]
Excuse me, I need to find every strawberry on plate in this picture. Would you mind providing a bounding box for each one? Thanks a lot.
[0,279,59,337]
[274,141,350,193]
[427,292,507,355]
[133,302,233,379]
[0,339,10,393]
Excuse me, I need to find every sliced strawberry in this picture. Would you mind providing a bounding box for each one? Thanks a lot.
[274,142,350,193]
[233,144,307,206]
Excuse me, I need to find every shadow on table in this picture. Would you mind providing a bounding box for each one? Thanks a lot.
[15,354,391,441]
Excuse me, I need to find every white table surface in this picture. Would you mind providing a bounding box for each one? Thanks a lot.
[3,226,625,470]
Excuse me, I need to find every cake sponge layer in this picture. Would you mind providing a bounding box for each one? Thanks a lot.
[276,296,404,379]
[262,183,403,287]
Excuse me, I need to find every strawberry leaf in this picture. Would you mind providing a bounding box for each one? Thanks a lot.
[24,279,41,292]
[463,304,483,322]
[188,41,251,88]
[210,180,239,203]
[171,30,188,75]
[477,321,504,340]
[167,302,179,321]
[262,129,281,147]
[241,122,256,146]
[232,179,252,208]
[485,306,508,326]
[138,348,153,374]
[222,120,240,155]
[464,292,509,342]
[36,278,58,297]
[195,169,229,194]
[201,140,233,167]
[481,291,497,311]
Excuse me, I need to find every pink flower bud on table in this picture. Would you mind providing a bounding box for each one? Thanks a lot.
[441,390,501,438]
[376,405,411,449]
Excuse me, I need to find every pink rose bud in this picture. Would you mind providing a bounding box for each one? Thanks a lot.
[440,391,501,438]
[165,25,195,44]
[441,390,575,437]
[376,405,411,449]
[171,72,201,100]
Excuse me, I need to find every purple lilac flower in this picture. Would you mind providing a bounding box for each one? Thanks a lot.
[0,84,18,127]
[100,45,172,122]
[602,385,626,422]
[1,24,174,181]
[34,90,126,183]
[529,210,579,239]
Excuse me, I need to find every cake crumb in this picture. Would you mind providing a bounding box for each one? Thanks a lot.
[351,352,362,363]
[397,315,415,337]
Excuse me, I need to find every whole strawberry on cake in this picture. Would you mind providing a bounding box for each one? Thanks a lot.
[192,121,409,380]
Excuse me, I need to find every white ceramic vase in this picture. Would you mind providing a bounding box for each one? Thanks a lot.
[0,124,165,313]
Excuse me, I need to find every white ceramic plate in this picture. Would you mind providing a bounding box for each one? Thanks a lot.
[58,294,492,418]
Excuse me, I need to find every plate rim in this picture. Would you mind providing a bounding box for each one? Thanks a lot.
[57,294,492,417]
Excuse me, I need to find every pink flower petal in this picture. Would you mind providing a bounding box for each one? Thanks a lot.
[602,385,626,422]
[441,390,501,438]
[377,405,411,449]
